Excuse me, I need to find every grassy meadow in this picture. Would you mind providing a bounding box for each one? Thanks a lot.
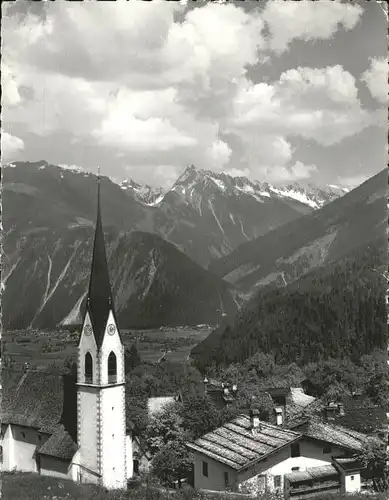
[2,472,387,500]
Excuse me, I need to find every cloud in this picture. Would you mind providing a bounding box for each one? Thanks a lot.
[256,161,318,184]
[337,174,369,188]
[1,131,25,161]
[2,64,22,107]
[1,1,381,187]
[262,0,363,54]
[205,139,232,169]
[228,66,372,148]
[361,57,388,104]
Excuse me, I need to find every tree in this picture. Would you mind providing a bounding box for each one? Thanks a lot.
[125,344,141,374]
[179,396,221,440]
[125,378,149,435]
[145,402,184,455]
[151,439,193,485]
[358,438,389,492]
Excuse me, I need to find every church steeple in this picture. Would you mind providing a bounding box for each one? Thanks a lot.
[86,173,115,349]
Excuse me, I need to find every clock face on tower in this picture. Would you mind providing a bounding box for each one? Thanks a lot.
[84,325,93,336]
[107,324,116,335]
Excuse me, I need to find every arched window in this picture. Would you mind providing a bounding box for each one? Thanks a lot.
[85,352,93,384]
[108,352,117,384]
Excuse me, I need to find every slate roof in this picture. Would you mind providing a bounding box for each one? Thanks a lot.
[291,419,370,451]
[85,179,117,349]
[186,414,301,471]
[38,425,78,461]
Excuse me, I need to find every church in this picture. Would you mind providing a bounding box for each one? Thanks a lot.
[1,178,133,489]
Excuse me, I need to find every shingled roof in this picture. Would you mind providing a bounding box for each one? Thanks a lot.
[186,414,301,471]
[2,370,64,429]
[38,425,78,461]
[290,419,370,451]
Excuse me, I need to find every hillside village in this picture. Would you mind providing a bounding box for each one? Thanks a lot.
[2,1,388,499]
[1,178,388,499]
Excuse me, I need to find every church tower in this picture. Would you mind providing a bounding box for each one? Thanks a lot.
[77,176,127,489]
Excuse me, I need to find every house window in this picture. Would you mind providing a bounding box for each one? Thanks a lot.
[202,461,208,477]
[291,443,300,457]
[274,476,281,488]
[134,459,139,474]
[323,444,332,454]
[21,432,26,439]
[351,476,354,481]
[85,352,93,384]
[224,471,229,486]
[108,351,117,383]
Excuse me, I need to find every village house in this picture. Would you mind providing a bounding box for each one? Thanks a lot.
[1,178,134,489]
[186,409,370,497]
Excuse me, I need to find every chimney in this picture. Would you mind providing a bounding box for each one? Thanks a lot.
[324,402,338,421]
[338,403,345,416]
[275,407,283,426]
[250,408,260,430]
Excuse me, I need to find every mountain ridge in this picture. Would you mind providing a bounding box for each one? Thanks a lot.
[3,228,241,331]
[208,169,387,294]
[4,161,345,269]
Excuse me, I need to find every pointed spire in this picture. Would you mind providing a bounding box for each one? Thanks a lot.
[86,174,115,348]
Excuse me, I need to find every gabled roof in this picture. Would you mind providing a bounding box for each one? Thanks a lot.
[186,414,301,471]
[38,425,78,461]
[86,178,116,349]
[291,419,370,451]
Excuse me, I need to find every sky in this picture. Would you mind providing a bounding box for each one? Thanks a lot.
[1,0,387,189]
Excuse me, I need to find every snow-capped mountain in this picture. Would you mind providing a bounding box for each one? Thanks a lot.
[165,164,345,211]
[119,178,165,206]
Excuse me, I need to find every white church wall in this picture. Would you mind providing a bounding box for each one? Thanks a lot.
[78,387,99,475]
[2,425,15,471]
[6,425,39,472]
[78,311,99,385]
[100,384,127,489]
[100,311,125,386]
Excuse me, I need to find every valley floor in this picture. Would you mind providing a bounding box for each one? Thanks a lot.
[1,326,212,370]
